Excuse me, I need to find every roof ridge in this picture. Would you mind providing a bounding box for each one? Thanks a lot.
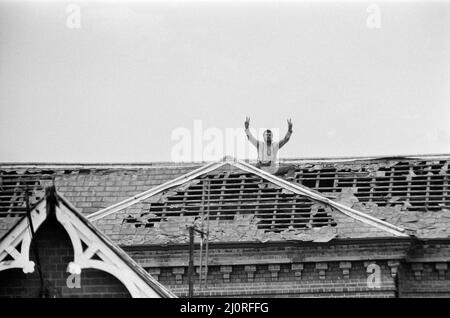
[0,162,205,169]
[1,153,449,168]
[280,153,450,161]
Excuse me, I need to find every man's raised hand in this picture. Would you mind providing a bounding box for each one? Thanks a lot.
[287,118,293,132]
[245,117,250,129]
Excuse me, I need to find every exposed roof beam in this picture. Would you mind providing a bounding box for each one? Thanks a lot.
[232,159,408,237]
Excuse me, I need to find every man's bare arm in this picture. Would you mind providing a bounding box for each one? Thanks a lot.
[279,119,293,148]
[245,117,258,147]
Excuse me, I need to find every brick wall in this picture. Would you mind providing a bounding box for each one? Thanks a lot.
[152,261,396,298]
[399,262,450,297]
[399,242,450,298]
[2,218,449,298]
[0,217,130,298]
[126,241,450,298]
[126,241,410,298]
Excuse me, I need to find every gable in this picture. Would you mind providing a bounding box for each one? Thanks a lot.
[0,215,132,298]
[0,188,175,298]
[92,158,407,245]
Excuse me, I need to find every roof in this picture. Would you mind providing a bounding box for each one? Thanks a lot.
[1,154,449,240]
[88,157,407,245]
[0,188,176,298]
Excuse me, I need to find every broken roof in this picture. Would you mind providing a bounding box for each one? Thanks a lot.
[87,157,407,245]
[1,154,449,240]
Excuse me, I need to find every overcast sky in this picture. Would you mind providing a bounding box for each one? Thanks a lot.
[0,0,449,163]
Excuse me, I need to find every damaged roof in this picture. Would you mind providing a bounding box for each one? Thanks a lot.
[1,154,449,240]
[88,157,407,245]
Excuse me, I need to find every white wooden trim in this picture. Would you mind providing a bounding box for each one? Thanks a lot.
[0,200,47,274]
[56,203,162,297]
[0,198,170,298]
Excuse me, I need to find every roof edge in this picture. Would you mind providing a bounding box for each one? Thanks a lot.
[1,153,449,169]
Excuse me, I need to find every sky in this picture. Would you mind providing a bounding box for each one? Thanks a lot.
[0,0,449,163]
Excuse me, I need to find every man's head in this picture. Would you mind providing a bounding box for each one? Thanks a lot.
[263,129,272,143]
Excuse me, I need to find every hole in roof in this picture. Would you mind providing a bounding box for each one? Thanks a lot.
[291,160,450,213]
[0,170,54,217]
[123,172,337,232]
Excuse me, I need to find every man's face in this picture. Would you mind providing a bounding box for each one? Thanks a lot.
[263,130,272,143]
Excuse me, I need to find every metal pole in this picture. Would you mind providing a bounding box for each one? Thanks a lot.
[199,234,203,288]
[188,226,194,298]
[394,268,400,298]
[199,180,205,288]
[204,179,211,287]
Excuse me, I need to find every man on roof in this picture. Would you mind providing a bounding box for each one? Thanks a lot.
[244,117,295,177]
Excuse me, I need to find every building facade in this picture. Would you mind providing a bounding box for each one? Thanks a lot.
[1,155,450,297]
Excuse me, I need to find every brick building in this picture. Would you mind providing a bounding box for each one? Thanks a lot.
[1,155,450,297]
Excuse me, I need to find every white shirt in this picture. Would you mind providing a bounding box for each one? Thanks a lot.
[245,128,292,174]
